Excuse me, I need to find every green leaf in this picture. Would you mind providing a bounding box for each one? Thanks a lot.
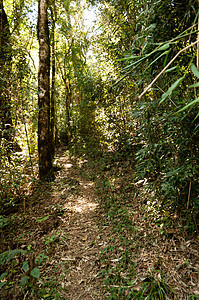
[0,282,6,288]
[147,51,169,69]
[189,82,199,88]
[158,43,170,51]
[20,276,29,287]
[22,261,29,272]
[165,66,177,73]
[0,249,26,266]
[160,76,184,103]
[43,295,51,299]
[30,267,40,278]
[118,55,141,61]
[0,272,7,280]
[163,49,171,67]
[176,98,199,113]
[27,245,32,251]
[124,55,149,69]
[36,215,51,222]
[191,63,199,78]
[194,112,199,120]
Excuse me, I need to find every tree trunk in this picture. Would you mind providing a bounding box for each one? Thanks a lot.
[0,0,13,157]
[50,2,56,159]
[38,0,54,180]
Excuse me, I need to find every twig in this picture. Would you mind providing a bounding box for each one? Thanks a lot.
[24,121,34,177]
[23,290,29,300]
[187,182,192,209]
[109,284,135,288]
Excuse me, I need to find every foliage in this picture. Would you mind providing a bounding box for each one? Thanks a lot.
[92,0,199,233]
[0,147,35,214]
[0,239,64,298]
[0,0,199,297]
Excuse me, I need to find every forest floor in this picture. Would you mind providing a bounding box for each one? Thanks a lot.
[0,147,199,299]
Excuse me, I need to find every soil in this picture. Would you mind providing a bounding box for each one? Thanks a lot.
[0,148,110,299]
[0,148,199,299]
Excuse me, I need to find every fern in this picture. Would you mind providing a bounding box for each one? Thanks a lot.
[0,249,26,266]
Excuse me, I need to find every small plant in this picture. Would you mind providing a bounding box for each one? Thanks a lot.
[49,203,64,216]
[20,260,41,287]
[0,215,10,229]
[188,296,199,300]
[0,248,49,298]
[138,270,175,300]
[44,233,59,246]
[0,249,27,266]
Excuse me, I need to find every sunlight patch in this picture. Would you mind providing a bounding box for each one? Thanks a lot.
[64,197,98,213]
[65,163,73,168]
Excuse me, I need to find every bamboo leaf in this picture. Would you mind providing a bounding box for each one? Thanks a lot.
[158,43,170,51]
[191,63,199,78]
[194,112,199,120]
[176,98,199,113]
[117,55,141,61]
[189,82,199,88]
[123,55,149,69]
[36,215,51,222]
[147,51,169,69]
[160,76,184,103]
[165,66,177,73]
[163,49,171,67]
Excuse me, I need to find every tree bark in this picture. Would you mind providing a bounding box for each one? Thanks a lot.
[0,0,14,161]
[38,0,54,180]
[50,2,56,159]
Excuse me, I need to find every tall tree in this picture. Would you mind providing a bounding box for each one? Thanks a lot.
[38,0,54,180]
[0,0,14,157]
[50,0,56,159]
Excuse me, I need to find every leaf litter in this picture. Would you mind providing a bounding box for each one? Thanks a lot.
[0,148,198,299]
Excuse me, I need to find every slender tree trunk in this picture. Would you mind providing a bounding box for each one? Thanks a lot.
[0,0,13,157]
[50,2,56,159]
[38,0,54,180]
[65,82,72,144]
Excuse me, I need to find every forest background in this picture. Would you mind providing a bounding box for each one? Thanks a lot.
[0,0,199,298]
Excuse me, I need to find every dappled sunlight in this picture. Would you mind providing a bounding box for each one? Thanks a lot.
[80,181,94,188]
[51,155,99,215]
[64,163,73,169]
[63,196,98,213]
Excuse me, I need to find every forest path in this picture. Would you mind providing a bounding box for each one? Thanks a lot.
[1,148,199,299]
[47,148,108,299]
[27,148,109,299]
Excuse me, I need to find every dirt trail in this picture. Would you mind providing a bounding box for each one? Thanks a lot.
[1,148,199,299]
[39,149,108,299]
[29,150,199,299]
[1,149,111,299]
